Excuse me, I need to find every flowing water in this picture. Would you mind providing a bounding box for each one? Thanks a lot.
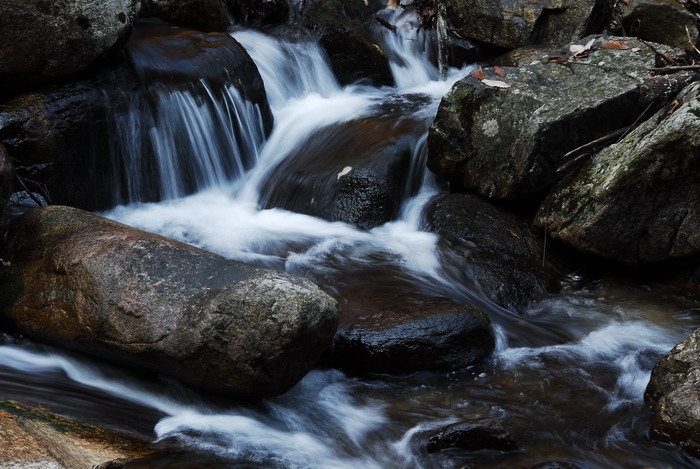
[2,7,700,469]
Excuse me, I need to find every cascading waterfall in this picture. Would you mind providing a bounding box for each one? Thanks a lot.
[2,7,700,469]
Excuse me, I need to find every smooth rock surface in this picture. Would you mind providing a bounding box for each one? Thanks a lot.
[619,0,698,49]
[332,294,494,374]
[140,0,231,32]
[536,82,700,265]
[645,327,700,458]
[0,0,140,98]
[426,419,520,453]
[0,206,339,399]
[428,36,670,201]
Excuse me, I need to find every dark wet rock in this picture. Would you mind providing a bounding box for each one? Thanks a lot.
[0,24,272,212]
[531,462,580,469]
[427,193,564,311]
[0,0,140,99]
[0,206,339,399]
[140,0,231,32]
[428,36,673,201]
[426,419,520,453]
[535,82,700,265]
[0,144,14,214]
[260,116,422,229]
[332,294,494,374]
[227,0,290,25]
[645,327,700,458]
[618,0,698,49]
[445,0,610,50]
[297,0,394,86]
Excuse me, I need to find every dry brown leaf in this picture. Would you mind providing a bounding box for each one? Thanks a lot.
[667,100,681,115]
[494,66,506,78]
[603,40,629,50]
[471,67,485,80]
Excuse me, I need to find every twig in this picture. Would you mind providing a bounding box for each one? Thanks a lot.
[376,16,397,33]
[688,25,700,57]
[649,64,700,73]
[556,126,631,174]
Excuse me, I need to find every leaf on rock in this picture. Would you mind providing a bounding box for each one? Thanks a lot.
[547,56,568,64]
[569,38,596,58]
[507,228,520,238]
[471,67,485,80]
[481,79,512,88]
[603,40,629,50]
[494,66,506,77]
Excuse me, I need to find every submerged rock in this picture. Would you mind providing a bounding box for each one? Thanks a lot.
[427,193,564,311]
[536,82,700,265]
[0,0,140,99]
[298,0,394,86]
[260,116,421,229]
[645,327,700,458]
[332,294,494,374]
[140,0,231,32]
[0,206,339,399]
[428,36,670,201]
[426,419,520,453]
[445,0,610,50]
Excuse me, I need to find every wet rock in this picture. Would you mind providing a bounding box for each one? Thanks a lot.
[426,419,520,453]
[0,144,14,214]
[0,206,339,399]
[427,193,564,311]
[0,0,140,99]
[0,24,272,211]
[298,0,394,86]
[140,0,231,32]
[227,0,290,25]
[531,462,580,469]
[445,0,610,50]
[260,116,421,229]
[428,36,673,201]
[618,0,698,49]
[645,327,700,458]
[332,294,494,374]
[535,82,700,265]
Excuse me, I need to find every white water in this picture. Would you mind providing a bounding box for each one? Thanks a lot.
[2,7,699,469]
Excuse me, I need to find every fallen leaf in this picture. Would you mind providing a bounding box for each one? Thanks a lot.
[603,40,629,50]
[481,79,512,88]
[666,100,681,115]
[494,66,506,77]
[507,228,520,238]
[569,38,596,57]
[547,56,568,64]
[471,67,485,80]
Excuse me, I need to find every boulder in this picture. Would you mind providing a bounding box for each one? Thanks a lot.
[140,0,231,32]
[427,193,564,311]
[0,206,339,399]
[226,0,290,25]
[645,327,700,458]
[426,419,520,453]
[0,0,140,99]
[535,82,700,265]
[259,116,421,229]
[297,0,394,86]
[445,0,610,50]
[332,294,494,374]
[618,0,698,49]
[428,36,673,201]
[0,24,273,211]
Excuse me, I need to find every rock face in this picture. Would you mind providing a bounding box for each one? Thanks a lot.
[332,294,494,374]
[227,0,290,24]
[140,0,231,32]
[428,194,563,311]
[0,0,140,99]
[619,0,698,49]
[445,0,610,50]
[428,36,668,201]
[536,82,700,265]
[0,206,339,400]
[260,117,420,229]
[426,419,520,453]
[645,327,700,458]
[0,144,14,213]
[298,0,394,86]
[0,24,272,211]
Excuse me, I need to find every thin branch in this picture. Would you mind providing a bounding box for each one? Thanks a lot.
[649,65,700,73]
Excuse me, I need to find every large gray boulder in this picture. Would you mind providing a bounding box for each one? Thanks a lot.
[645,327,700,458]
[0,0,140,99]
[0,206,339,399]
[140,0,231,32]
[428,36,672,200]
[535,82,700,265]
[618,0,698,49]
[445,0,610,50]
